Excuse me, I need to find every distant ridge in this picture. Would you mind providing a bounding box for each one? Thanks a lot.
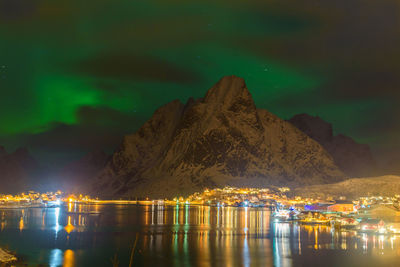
[0,146,40,194]
[57,150,109,193]
[288,113,376,177]
[92,76,344,198]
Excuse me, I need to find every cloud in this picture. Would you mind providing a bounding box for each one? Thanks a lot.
[0,106,144,166]
[73,53,201,84]
[76,106,145,129]
[0,0,39,21]
[1,0,400,167]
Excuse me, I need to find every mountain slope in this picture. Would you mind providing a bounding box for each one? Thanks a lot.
[93,76,344,198]
[57,150,109,193]
[293,175,400,199]
[288,114,376,177]
[0,146,40,194]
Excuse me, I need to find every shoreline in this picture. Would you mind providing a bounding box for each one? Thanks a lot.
[0,248,17,264]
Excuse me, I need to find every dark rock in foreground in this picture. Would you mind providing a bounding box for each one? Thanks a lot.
[92,76,344,198]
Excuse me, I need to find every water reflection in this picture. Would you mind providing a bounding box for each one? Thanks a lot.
[1,205,400,266]
[49,249,63,267]
[49,249,75,267]
[63,249,75,267]
[64,216,75,234]
[19,210,24,232]
[55,207,60,237]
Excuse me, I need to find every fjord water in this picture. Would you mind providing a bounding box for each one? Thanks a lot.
[1,204,400,267]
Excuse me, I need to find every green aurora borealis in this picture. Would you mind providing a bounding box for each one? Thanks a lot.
[1,0,400,166]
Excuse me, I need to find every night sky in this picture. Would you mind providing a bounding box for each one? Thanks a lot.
[1,0,399,167]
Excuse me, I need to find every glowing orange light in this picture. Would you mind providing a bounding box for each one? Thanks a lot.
[19,216,24,232]
[64,216,75,234]
[63,249,75,267]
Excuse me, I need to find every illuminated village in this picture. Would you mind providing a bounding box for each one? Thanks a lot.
[2,187,400,235]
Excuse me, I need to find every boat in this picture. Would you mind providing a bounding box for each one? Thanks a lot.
[386,222,400,234]
[272,209,301,222]
[45,200,62,208]
[272,210,290,221]
[331,217,359,229]
[358,219,386,233]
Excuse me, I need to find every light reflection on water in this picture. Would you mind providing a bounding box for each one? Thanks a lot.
[49,249,63,267]
[1,204,400,266]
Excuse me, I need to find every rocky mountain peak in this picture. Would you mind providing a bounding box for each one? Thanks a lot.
[204,75,256,112]
[135,99,184,139]
[93,76,344,198]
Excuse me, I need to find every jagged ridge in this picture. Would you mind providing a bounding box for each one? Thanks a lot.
[93,76,344,198]
[288,113,376,177]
